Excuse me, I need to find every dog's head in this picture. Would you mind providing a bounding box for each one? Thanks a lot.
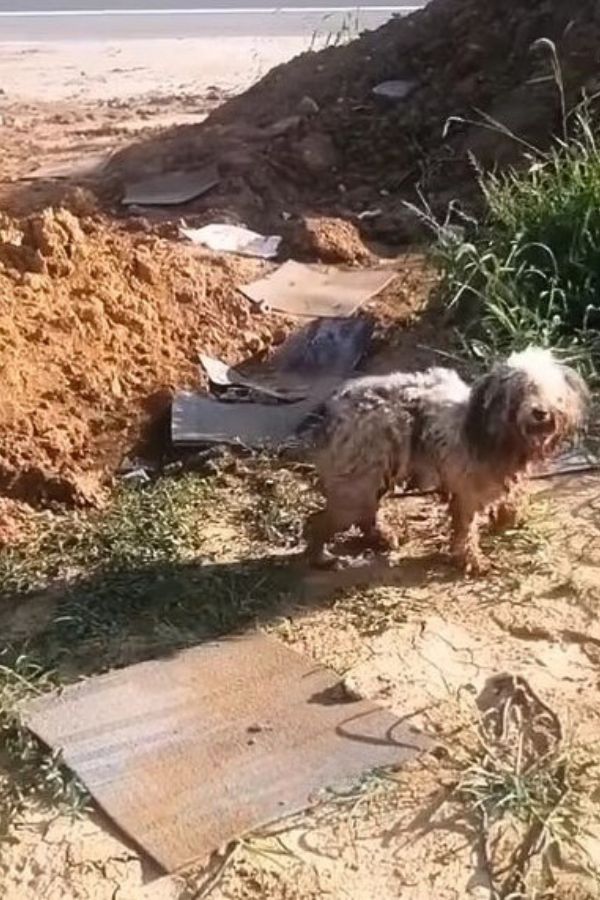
[465,347,589,466]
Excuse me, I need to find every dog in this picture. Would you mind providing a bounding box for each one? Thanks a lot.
[302,347,588,573]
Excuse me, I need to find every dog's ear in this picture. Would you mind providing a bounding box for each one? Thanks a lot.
[558,364,590,435]
[464,365,526,457]
[564,365,589,414]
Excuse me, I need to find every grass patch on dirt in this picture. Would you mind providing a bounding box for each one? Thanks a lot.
[434,107,600,380]
[1,472,295,669]
[444,678,600,899]
[237,459,318,549]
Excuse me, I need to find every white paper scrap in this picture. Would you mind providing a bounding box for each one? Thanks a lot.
[181,224,282,259]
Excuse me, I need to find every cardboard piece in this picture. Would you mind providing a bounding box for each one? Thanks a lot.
[24,151,112,181]
[239,260,395,318]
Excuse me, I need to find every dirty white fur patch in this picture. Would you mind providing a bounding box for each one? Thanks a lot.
[507,346,570,401]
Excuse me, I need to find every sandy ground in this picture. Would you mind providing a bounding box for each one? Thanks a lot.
[0,37,309,102]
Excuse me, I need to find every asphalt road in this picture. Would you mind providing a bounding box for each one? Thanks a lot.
[0,1,423,10]
[0,2,424,40]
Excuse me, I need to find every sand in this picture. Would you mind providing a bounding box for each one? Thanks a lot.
[0,37,310,103]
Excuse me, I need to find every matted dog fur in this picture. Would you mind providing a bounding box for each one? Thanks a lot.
[302,347,589,573]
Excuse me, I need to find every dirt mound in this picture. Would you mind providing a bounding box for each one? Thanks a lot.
[108,0,600,237]
[284,216,374,264]
[0,206,288,506]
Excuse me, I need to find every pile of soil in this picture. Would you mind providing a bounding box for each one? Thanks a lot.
[0,203,288,508]
[108,0,600,238]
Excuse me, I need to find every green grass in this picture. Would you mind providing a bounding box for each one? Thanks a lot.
[238,460,318,549]
[432,110,600,379]
[0,471,296,841]
[1,474,293,667]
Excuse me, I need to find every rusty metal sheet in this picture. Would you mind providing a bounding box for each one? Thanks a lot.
[25,633,430,874]
[239,260,394,318]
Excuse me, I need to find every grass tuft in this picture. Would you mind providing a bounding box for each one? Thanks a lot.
[0,657,89,842]
[430,105,600,379]
[447,681,600,899]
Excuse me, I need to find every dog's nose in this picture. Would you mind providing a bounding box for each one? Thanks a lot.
[531,407,549,422]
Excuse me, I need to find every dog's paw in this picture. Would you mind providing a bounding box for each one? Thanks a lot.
[452,550,490,577]
[463,554,491,577]
[363,529,400,554]
[305,549,343,570]
[488,505,524,534]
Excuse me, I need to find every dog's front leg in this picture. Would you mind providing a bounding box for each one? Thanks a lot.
[489,475,527,532]
[449,493,487,575]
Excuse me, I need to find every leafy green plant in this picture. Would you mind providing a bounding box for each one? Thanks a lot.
[414,41,600,379]
[438,112,600,378]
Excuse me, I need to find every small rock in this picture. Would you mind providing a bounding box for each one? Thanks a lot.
[264,115,301,138]
[297,95,319,116]
[243,332,262,353]
[297,132,338,175]
[21,272,45,291]
[247,723,263,734]
[271,326,288,346]
[133,253,156,285]
[341,676,363,702]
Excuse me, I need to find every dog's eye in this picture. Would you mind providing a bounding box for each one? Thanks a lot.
[531,407,548,422]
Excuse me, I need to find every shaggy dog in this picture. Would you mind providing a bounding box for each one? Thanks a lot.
[302,348,588,573]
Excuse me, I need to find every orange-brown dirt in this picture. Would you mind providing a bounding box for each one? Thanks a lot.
[0,204,295,509]
[0,194,423,515]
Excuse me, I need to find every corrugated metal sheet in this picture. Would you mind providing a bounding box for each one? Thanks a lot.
[26,632,429,873]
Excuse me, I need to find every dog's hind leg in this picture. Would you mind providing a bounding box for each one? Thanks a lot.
[359,509,404,553]
[303,481,380,568]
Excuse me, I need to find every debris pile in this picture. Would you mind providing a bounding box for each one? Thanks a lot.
[107,0,600,237]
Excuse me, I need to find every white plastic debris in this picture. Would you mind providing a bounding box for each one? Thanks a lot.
[120,468,151,485]
[372,80,417,101]
[357,207,383,221]
[181,224,282,260]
